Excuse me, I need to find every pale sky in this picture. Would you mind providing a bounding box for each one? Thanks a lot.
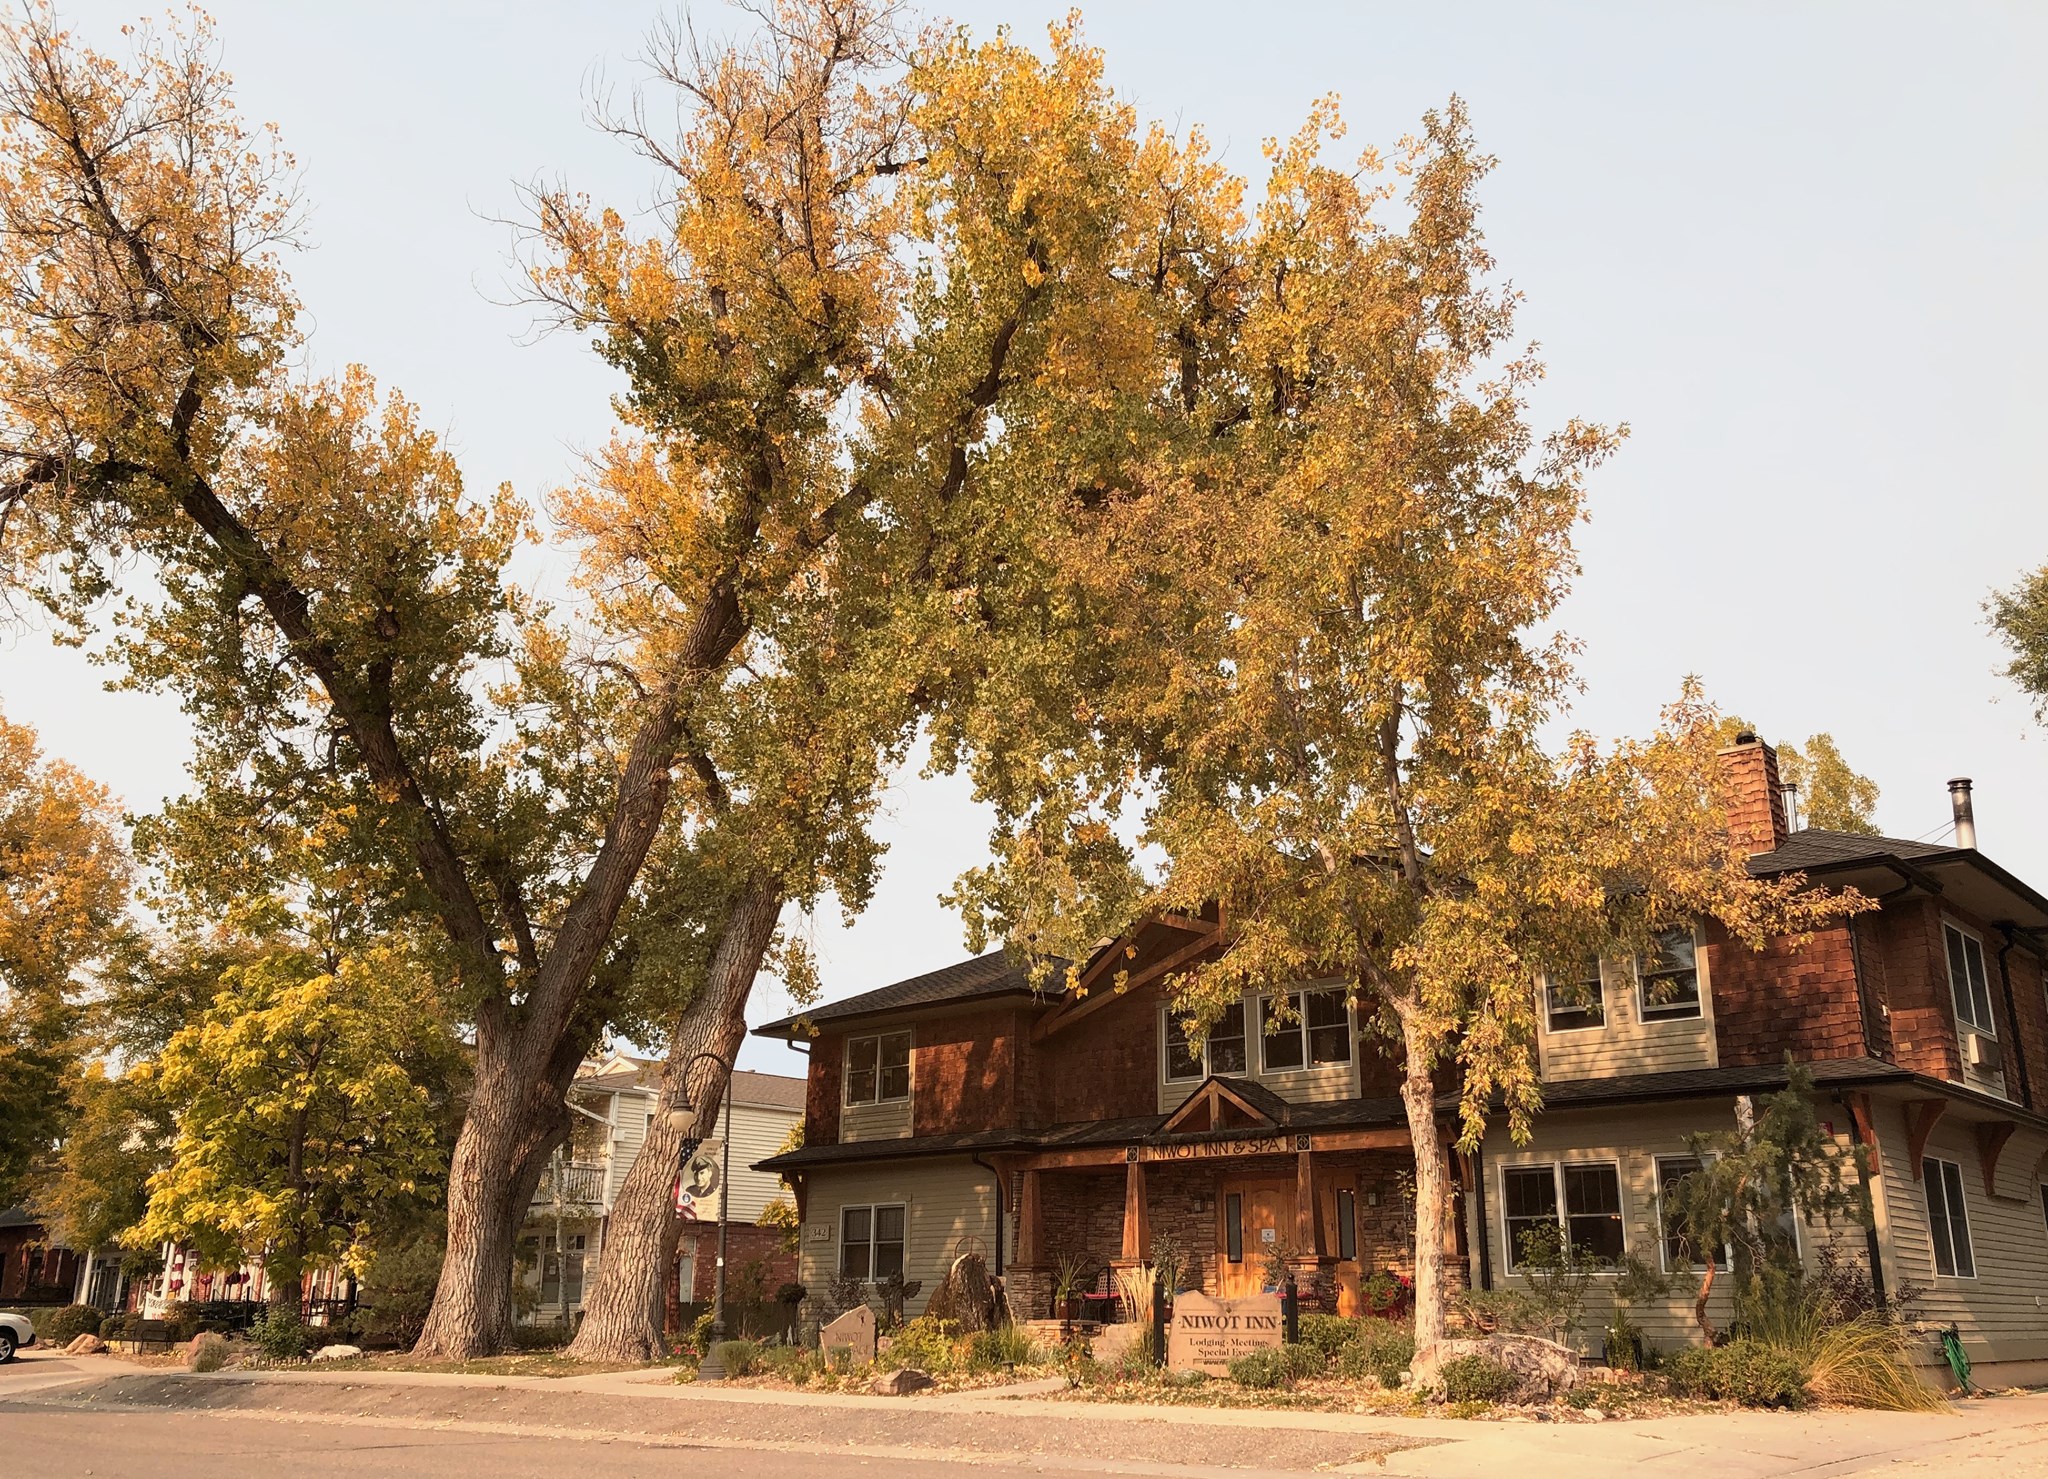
[6,3,2046,1076]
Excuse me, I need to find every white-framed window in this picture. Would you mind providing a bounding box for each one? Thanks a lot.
[1943,922,1997,1038]
[1500,1161,1626,1269]
[1544,956,1606,1033]
[1165,999,1248,1082]
[1922,1158,1976,1279]
[845,1030,912,1105]
[839,1203,906,1281]
[1655,1155,1727,1272]
[540,1233,586,1307]
[1259,987,1353,1071]
[1637,927,1703,1022]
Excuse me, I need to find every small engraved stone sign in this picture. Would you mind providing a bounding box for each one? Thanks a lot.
[1165,1291,1285,1376]
[819,1303,877,1364]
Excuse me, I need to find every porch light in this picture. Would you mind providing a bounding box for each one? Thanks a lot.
[667,1106,699,1138]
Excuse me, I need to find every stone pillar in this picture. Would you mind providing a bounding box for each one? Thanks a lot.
[1004,1264,1054,1324]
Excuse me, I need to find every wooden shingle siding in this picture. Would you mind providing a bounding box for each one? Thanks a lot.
[1871,1099,2048,1363]
[797,1156,998,1318]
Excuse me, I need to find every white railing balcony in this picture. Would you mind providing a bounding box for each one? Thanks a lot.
[532,1161,606,1207]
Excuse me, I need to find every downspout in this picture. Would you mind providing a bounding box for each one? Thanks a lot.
[1994,926,2035,1110]
[971,1155,1006,1275]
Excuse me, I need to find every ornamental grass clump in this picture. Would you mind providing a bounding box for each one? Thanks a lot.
[1436,1353,1517,1404]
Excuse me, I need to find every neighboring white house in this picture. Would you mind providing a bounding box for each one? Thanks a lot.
[517,1056,804,1326]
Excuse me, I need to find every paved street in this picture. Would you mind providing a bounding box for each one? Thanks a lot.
[4,1353,2046,1478]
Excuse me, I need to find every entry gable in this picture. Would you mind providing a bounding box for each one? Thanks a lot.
[1032,909,1225,1043]
[1161,1075,1294,1135]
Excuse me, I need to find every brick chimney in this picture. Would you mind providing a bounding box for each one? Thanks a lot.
[1718,730,1790,856]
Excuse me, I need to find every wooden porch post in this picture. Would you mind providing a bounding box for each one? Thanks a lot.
[1016,1167,1044,1267]
[1121,1157,1150,1262]
[1295,1146,1325,1256]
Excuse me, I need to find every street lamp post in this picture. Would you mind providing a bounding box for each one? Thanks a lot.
[666,1049,735,1381]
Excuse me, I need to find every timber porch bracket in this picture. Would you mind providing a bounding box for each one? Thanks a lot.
[1904,1098,1948,1178]
[1977,1119,2018,1198]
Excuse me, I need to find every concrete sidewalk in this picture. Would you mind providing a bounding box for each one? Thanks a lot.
[4,1351,2044,1477]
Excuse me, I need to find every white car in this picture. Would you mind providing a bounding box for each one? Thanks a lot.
[0,1310,35,1361]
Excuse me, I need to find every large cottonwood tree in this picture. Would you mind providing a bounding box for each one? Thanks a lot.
[949,102,1867,1354]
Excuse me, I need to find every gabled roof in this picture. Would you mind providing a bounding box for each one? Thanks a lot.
[1748,827,1956,873]
[1160,1075,1296,1132]
[571,1062,803,1112]
[754,949,1066,1040]
[1749,829,2048,933]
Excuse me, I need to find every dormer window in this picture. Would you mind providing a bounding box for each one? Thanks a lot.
[1544,956,1605,1033]
[1636,927,1702,1022]
[1259,988,1352,1071]
[1944,922,1996,1038]
[845,1030,911,1105]
[1165,1000,1247,1082]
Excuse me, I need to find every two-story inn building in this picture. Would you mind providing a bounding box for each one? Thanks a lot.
[756,736,2048,1383]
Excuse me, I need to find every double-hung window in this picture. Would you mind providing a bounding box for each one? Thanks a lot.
[1545,956,1606,1033]
[1259,988,1353,1071]
[1943,923,1997,1038]
[1922,1158,1976,1278]
[1656,1155,1712,1271]
[1637,927,1703,1022]
[1165,1000,1248,1081]
[839,1203,907,1281]
[845,1031,912,1105]
[1501,1162,1626,1269]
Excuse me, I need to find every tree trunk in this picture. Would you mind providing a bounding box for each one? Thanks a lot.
[412,1061,566,1358]
[1397,1009,1451,1356]
[564,879,785,1363]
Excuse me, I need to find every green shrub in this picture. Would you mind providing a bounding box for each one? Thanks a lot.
[1665,1341,1808,1408]
[507,1321,571,1351]
[1227,1346,1294,1389]
[97,1313,131,1341]
[710,1339,759,1378]
[1335,1321,1415,1388]
[759,1343,822,1383]
[248,1307,312,1362]
[1437,1353,1517,1404]
[689,1310,716,1356]
[160,1301,202,1343]
[189,1332,230,1372]
[1298,1313,1359,1363]
[965,1323,1037,1373]
[38,1304,102,1347]
[883,1315,958,1374]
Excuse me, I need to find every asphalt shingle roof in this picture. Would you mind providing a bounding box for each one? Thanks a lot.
[1748,828,1957,874]
[755,949,1065,1038]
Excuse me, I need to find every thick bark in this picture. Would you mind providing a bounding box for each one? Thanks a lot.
[564,878,785,1363]
[1397,1006,1450,1355]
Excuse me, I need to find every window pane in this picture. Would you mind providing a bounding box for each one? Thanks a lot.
[874,1238,904,1280]
[1965,937,1995,1035]
[1165,1014,1204,1081]
[1262,994,1306,1071]
[840,1239,871,1280]
[1564,1164,1624,1262]
[1658,1157,1704,1268]
[1308,990,1352,1064]
[1942,1161,1975,1278]
[842,1205,871,1245]
[874,1204,906,1243]
[1547,957,1605,1032]
[1335,1188,1357,1261]
[1948,928,1995,1034]
[1225,1192,1244,1263]
[845,1037,879,1104]
[879,1032,912,1101]
[1923,1159,1956,1278]
[1502,1166,1558,1271]
[1639,929,1702,1021]
[1209,1002,1247,1075]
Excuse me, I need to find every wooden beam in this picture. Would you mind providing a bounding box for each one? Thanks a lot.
[1155,911,1216,934]
[1977,1120,2017,1198]
[1121,1157,1151,1261]
[1019,1146,1130,1171]
[1296,1148,1325,1256]
[1844,1091,1880,1152]
[1301,1127,1413,1153]
[1905,1098,1948,1179]
[1033,928,1222,1042]
[1015,1167,1044,1266]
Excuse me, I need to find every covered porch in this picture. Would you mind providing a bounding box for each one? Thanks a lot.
[999,1077,1466,1321]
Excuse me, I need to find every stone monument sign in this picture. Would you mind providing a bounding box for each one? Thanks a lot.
[819,1303,877,1364]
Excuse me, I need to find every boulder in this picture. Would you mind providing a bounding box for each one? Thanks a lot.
[311,1343,363,1362]
[1410,1334,1580,1404]
[921,1252,998,1333]
[63,1333,105,1356]
[872,1366,936,1396]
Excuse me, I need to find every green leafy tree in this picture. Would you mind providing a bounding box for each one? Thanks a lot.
[132,936,453,1307]
[1662,1061,1869,1340]
[1990,563,2048,722]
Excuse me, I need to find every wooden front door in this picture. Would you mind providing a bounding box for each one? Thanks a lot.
[1217,1177,1293,1297]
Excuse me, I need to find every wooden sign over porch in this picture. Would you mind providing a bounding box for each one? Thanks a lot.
[1019,1124,1410,1172]
[1132,1134,1292,1163]
[1165,1291,1285,1375]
